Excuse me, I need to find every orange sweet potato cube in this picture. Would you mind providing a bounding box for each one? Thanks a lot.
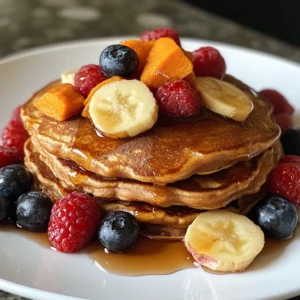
[140,38,193,89]
[35,83,85,121]
[120,40,155,75]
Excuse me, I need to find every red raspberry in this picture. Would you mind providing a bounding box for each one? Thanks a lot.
[0,146,18,168]
[259,89,294,115]
[48,192,101,253]
[74,64,107,98]
[280,155,300,167]
[274,113,293,134]
[2,120,28,160]
[155,80,202,117]
[140,28,181,46]
[192,46,226,79]
[268,163,300,205]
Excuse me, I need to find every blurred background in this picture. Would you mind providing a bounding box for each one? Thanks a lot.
[187,0,300,47]
[1,0,300,62]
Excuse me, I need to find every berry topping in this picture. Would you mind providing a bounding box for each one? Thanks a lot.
[99,45,138,78]
[273,113,293,134]
[259,89,294,115]
[98,211,139,253]
[254,196,298,239]
[48,192,101,253]
[2,120,29,160]
[281,128,300,155]
[192,46,226,79]
[140,27,181,46]
[280,155,300,167]
[16,191,53,231]
[268,162,300,205]
[0,195,13,221]
[0,165,32,199]
[0,146,18,168]
[155,80,202,117]
[74,64,107,98]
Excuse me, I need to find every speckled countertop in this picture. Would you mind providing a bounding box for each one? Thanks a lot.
[0,0,299,299]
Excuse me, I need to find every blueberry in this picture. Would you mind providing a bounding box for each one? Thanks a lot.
[0,195,12,221]
[98,211,139,253]
[281,128,300,155]
[16,191,53,231]
[99,45,138,77]
[254,196,298,239]
[0,165,32,199]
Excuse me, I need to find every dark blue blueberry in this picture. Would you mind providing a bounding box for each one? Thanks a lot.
[0,195,12,221]
[0,165,32,199]
[16,191,53,231]
[99,45,138,77]
[98,211,139,253]
[280,128,300,155]
[254,195,298,239]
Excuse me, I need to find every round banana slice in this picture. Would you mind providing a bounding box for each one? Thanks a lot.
[195,77,254,122]
[184,210,264,273]
[88,79,158,138]
[61,69,78,85]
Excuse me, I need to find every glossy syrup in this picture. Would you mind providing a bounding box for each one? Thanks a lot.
[87,237,195,276]
[2,223,298,276]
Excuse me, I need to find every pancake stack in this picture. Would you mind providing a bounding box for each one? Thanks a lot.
[21,75,281,240]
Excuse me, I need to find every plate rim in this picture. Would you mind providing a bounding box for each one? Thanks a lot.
[0,37,300,300]
[0,36,300,70]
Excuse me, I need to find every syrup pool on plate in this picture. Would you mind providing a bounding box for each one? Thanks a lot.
[2,222,299,276]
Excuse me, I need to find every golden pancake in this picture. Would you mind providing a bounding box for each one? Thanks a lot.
[25,138,280,211]
[21,75,280,185]
[26,138,281,209]
[24,139,265,239]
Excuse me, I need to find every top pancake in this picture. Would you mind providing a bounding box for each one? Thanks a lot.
[21,75,280,185]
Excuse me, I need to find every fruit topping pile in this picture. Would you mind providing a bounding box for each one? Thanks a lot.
[34,27,263,140]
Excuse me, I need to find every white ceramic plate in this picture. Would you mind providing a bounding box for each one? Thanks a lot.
[0,38,300,300]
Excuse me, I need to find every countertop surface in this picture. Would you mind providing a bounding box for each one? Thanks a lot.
[0,0,299,299]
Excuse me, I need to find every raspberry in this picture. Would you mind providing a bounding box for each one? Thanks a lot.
[74,64,107,98]
[2,120,28,160]
[140,28,181,46]
[192,46,226,79]
[280,155,300,167]
[48,192,101,253]
[155,80,202,117]
[0,146,18,168]
[274,113,293,134]
[259,89,294,115]
[268,163,300,205]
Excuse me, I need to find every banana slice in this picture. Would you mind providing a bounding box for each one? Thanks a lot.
[88,79,158,138]
[184,210,264,273]
[61,69,78,85]
[195,77,253,122]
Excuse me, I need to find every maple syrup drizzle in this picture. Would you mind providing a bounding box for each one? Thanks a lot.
[1,223,299,276]
[87,237,195,276]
